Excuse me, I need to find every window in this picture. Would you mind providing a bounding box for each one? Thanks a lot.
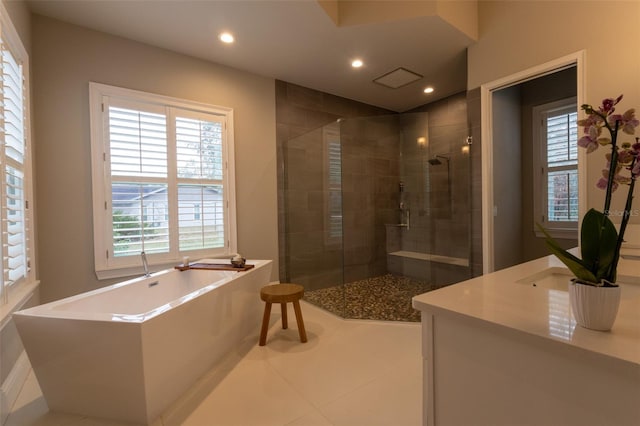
[533,98,578,238]
[0,4,34,304]
[89,83,236,278]
[322,123,342,245]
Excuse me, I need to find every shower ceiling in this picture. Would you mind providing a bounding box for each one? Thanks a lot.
[25,0,476,112]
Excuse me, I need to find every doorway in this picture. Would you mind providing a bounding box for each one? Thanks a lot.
[481,51,586,273]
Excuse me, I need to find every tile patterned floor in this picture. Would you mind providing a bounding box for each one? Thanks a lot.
[304,274,441,322]
[7,301,422,426]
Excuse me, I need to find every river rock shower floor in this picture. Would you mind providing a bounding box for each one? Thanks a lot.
[304,274,443,322]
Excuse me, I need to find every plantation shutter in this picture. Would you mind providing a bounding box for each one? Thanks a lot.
[545,109,578,222]
[175,112,226,251]
[327,139,342,239]
[322,124,342,244]
[108,104,170,256]
[0,40,28,286]
[109,106,168,178]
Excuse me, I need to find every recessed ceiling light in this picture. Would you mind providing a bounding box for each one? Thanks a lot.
[351,59,363,68]
[424,87,434,94]
[219,32,235,44]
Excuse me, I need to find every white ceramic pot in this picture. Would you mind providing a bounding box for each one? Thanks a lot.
[569,279,621,331]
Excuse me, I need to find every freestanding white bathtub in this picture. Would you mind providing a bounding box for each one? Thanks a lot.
[13,259,272,425]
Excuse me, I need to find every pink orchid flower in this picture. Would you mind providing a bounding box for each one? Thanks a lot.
[577,125,600,153]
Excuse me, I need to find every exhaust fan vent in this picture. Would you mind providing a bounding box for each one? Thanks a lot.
[373,67,423,89]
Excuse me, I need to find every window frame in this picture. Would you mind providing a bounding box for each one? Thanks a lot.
[0,2,36,305]
[532,97,579,239]
[89,83,237,279]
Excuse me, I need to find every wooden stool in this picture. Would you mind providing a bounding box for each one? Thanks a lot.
[259,283,307,346]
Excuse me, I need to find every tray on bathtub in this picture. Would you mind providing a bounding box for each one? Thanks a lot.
[175,263,255,272]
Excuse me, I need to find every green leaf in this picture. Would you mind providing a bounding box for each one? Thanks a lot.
[596,216,618,280]
[544,240,598,283]
[579,209,618,281]
[536,223,598,283]
[580,209,603,270]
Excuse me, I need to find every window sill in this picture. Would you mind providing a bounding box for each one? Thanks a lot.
[0,280,39,328]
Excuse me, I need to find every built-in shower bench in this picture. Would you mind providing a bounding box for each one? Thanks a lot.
[388,250,469,267]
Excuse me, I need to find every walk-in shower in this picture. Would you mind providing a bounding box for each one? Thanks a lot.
[280,109,472,321]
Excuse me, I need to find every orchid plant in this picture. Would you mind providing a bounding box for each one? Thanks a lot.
[539,95,640,286]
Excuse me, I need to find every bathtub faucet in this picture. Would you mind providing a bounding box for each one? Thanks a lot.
[141,251,151,277]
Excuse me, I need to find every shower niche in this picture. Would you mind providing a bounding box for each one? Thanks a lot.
[281,105,472,322]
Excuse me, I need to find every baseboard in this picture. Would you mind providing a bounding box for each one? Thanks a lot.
[1,351,31,425]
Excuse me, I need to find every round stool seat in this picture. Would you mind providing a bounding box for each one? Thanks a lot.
[260,283,304,303]
[259,283,307,346]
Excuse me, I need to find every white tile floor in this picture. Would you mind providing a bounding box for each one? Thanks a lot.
[7,301,422,426]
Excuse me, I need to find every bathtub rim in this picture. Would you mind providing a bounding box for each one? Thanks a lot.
[13,259,271,323]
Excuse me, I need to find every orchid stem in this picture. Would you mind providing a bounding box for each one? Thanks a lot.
[603,120,620,216]
[608,156,637,282]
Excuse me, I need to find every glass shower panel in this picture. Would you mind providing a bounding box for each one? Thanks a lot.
[417,121,472,288]
[339,115,402,283]
[282,123,345,317]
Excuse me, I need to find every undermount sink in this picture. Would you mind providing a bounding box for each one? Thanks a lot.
[515,267,573,291]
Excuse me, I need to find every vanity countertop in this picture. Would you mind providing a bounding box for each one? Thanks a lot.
[412,254,640,366]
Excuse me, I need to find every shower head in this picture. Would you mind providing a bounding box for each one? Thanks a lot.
[428,154,449,166]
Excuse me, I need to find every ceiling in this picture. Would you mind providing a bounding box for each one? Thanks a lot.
[26,0,476,112]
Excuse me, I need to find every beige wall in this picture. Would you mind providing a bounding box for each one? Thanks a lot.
[469,0,640,226]
[32,15,278,302]
[2,0,30,52]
